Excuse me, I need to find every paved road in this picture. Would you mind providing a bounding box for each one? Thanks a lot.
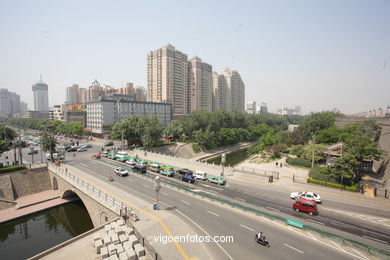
[67,155,368,260]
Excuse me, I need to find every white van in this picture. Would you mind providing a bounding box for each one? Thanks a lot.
[149,163,161,172]
[115,151,128,160]
[101,151,108,157]
[194,171,207,181]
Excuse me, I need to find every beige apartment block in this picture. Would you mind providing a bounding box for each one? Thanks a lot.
[188,57,213,113]
[147,44,188,118]
[220,68,245,113]
[212,72,227,111]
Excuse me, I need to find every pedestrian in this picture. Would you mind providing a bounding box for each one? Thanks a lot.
[280,163,283,168]
[275,162,278,167]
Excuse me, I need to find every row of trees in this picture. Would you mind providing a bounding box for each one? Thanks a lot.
[163,110,305,149]
[0,125,16,154]
[0,118,85,137]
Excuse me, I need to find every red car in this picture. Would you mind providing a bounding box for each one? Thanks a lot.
[293,198,318,215]
[91,154,101,159]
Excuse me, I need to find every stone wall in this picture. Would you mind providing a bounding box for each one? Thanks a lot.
[0,175,15,210]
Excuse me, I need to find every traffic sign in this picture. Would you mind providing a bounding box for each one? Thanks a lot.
[286,219,304,229]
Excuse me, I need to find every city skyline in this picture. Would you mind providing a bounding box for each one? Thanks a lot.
[1,1,389,114]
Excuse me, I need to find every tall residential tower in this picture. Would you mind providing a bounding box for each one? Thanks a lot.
[32,77,49,112]
[187,57,212,113]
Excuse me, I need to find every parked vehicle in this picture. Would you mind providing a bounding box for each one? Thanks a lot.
[149,163,161,172]
[290,191,322,203]
[28,149,38,155]
[108,151,117,159]
[101,151,108,157]
[194,170,207,181]
[207,177,227,185]
[126,157,137,165]
[104,141,114,147]
[161,165,174,171]
[116,151,129,161]
[77,147,87,152]
[82,144,92,148]
[91,154,101,159]
[177,168,193,175]
[159,169,174,177]
[180,174,196,183]
[114,167,128,177]
[137,159,148,166]
[66,147,78,152]
[292,198,318,215]
[133,165,147,174]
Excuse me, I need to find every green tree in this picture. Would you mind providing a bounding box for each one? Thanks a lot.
[299,112,337,138]
[332,154,360,180]
[301,143,327,162]
[40,130,57,162]
[290,145,305,157]
[112,116,142,145]
[139,116,163,149]
[259,130,278,150]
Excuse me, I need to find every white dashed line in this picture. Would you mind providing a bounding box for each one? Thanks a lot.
[306,232,318,241]
[350,248,369,260]
[283,243,304,254]
[234,197,246,202]
[266,207,280,212]
[330,241,345,252]
[142,184,150,188]
[362,235,389,244]
[161,192,168,196]
[240,224,255,232]
[181,200,191,205]
[207,211,220,217]
[306,218,325,225]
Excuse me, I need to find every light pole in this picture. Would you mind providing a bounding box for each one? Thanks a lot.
[221,153,226,177]
[154,176,161,210]
[29,147,34,164]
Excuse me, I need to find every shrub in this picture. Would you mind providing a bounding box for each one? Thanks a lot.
[307,177,358,192]
[192,143,201,153]
[286,157,312,168]
[0,165,27,174]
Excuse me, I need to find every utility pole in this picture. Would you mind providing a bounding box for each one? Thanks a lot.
[121,130,124,150]
[18,129,23,165]
[154,176,161,210]
[221,153,226,177]
[13,134,17,165]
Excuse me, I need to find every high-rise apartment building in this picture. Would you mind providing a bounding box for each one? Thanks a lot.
[220,68,245,113]
[212,72,227,111]
[246,101,257,114]
[135,86,147,102]
[20,101,28,112]
[147,44,188,118]
[0,89,21,117]
[32,78,49,112]
[80,80,105,103]
[187,57,212,113]
[116,83,135,96]
[259,102,268,114]
[49,105,64,121]
[66,84,80,104]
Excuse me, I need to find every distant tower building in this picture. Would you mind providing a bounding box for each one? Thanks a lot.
[147,44,188,118]
[66,84,80,105]
[20,101,28,112]
[294,106,301,115]
[135,86,147,102]
[187,57,213,113]
[246,101,257,114]
[32,76,49,112]
[220,68,245,113]
[259,103,268,114]
[212,72,227,111]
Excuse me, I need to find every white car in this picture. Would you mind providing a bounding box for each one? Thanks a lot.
[194,170,208,180]
[126,159,137,165]
[114,167,128,177]
[290,191,322,203]
[77,147,87,152]
[101,151,108,157]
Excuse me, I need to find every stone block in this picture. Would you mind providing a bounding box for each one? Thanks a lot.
[116,218,124,226]
[125,248,137,260]
[94,239,103,254]
[101,246,109,258]
[110,222,117,229]
[123,227,134,237]
[122,241,131,250]
[115,244,124,254]
[108,244,117,255]
[128,235,138,247]
[103,235,111,246]
[115,226,125,236]
[105,224,112,233]
[118,252,128,260]
[111,233,120,245]
[119,234,127,244]
[138,256,147,260]
[93,233,101,242]
[134,244,145,257]
[109,254,119,260]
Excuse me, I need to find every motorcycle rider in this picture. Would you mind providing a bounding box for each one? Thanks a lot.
[257,232,265,242]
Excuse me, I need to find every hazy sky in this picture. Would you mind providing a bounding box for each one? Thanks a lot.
[1,0,389,114]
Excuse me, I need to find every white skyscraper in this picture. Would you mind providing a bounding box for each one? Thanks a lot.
[187,57,213,113]
[220,68,245,113]
[147,44,188,118]
[32,78,49,112]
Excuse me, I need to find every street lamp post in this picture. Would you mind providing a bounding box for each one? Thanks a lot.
[29,147,34,164]
[154,176,161,210]
[221,153,226,177]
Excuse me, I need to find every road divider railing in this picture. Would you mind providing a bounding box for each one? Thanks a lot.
[96,158,390,260]
[131,148,279,179]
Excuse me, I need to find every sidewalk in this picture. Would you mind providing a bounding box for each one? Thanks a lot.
[62,164,211,260]
[0,190,71,224]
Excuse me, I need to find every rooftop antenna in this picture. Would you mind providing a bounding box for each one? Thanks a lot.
[39,74,43,83]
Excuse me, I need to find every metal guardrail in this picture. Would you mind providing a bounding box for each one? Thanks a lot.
[97,158,390,260]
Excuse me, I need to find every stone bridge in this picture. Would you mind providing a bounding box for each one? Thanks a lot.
[48,164,126,227]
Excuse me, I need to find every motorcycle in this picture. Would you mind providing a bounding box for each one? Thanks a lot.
[255,234,270,247]
[108,175,114,182]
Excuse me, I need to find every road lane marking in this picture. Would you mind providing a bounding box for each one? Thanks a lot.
[351,248,369,260]
[161,192,168,196]
[181,200,191,205]
[207,210,220,217]
[266,206,280,212]
[306,219,325,225]
[234,197,246,202]
[306,232,318,241]
[200,184,224,191]
[80,163,88,167]
[142,184,150,188]
[283,243,304,254]
[362,235,389,244]
[330,241,345,252]
[240,224,255,232]
[191,189,216,195]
